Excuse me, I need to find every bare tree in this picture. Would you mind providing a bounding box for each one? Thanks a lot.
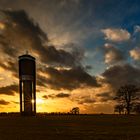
[114,84,139,115]
[70,107,80,114]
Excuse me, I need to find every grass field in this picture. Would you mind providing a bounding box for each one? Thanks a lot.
[0,115,140,140]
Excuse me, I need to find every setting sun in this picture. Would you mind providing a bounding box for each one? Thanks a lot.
[36,99,44,104]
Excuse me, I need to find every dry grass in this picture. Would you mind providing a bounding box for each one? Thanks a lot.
[0,114,140,140]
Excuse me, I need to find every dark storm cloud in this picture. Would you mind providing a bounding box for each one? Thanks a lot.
[0,9,99,92]
[0,8,88,93]
[3,10,78,66]
[0,99,10,105]
[96,92,113,102]
[3,10,47,39]
[0,84,18,95]
[0,10,83,67]
[102,64,140,90]
[39,45,81,67]
[39,67,99,90]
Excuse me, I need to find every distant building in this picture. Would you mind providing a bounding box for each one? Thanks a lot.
[18,53,36,116]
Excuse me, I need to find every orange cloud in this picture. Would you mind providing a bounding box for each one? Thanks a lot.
[130,47,140,60]
[102,28,131,42]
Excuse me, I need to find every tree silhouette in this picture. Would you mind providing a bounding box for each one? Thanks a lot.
[70,107,80,114]
[114,104,124,114]
[114,84,139,115]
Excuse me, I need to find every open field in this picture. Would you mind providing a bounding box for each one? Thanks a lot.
[0,115,140,140]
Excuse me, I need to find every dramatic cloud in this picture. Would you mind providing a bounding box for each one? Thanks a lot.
[130,47,140,60]
[104,43,124,65]
[0,10,46,58]
[0,9,102,104]
[0,9,90,91]
[0,10,83,68]
[0,84,18,95]
[102,28,131,42]
[0,99,10,105]
[102,64,140,90]
[38,45,83,67]
[39,67,99,90]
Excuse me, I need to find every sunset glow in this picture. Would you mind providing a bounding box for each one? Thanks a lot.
[0,0,139,114]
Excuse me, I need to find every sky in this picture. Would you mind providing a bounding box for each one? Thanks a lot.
[0,0,140,113]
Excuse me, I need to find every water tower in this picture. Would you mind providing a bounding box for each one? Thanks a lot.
[19,53,36,116]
